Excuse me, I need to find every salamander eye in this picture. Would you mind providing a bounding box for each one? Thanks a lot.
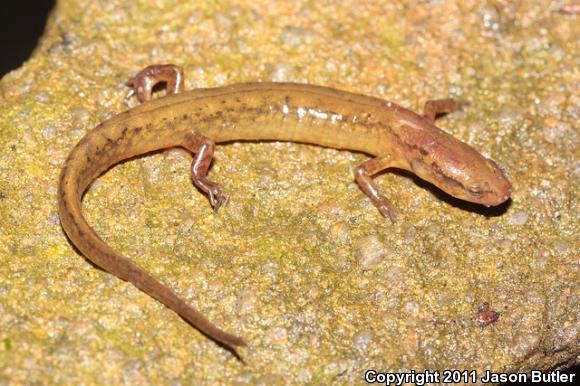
[467,184,482,196]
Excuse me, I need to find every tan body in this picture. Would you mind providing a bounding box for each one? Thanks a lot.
[58,66,511,352]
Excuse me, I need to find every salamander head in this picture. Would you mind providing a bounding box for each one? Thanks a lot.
[405,133,512,207]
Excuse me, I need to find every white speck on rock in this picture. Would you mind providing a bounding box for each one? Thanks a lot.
[324,358,350,377]
[268,63,295,82]
[98,315,119,331]
[534,249,550,269]
[280,26,316,46]
[353,330,373,351]
[41,125,57,139]
[510,333,540,358]
[330,221,350,244]
[553,241,569,254]
[404,301,420,315]
[509,210,528,225]
[236,290,257,315]
[213,11,234,32]
[267,327,288,345]
[495,104,524,126]
[35,92,49,103]
[543,121,572,144]
[404,226,416,244]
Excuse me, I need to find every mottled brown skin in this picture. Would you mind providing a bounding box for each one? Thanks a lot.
[58,65,511,352]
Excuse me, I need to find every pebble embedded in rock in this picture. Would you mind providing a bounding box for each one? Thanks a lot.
[509,210,529,225]
[355,235,388,270]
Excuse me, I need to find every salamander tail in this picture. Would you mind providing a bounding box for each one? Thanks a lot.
[57,156,246,350]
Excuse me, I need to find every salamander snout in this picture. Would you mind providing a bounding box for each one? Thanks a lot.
[465,158,512,207]
[409,150,512,208]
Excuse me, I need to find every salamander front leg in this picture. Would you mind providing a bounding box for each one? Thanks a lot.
[125,64,184,104]
[183,132,228,212]
[355,157,398,223]
[422,98,464,123]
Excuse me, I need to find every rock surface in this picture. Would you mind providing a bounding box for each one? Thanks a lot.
[0,0,577,383]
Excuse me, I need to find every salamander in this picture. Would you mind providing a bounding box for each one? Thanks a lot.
[58,64,511,351]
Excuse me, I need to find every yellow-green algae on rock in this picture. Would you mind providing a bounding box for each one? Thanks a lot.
[0,0,578,384]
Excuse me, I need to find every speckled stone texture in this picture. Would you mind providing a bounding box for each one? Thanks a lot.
[0,0,578,384]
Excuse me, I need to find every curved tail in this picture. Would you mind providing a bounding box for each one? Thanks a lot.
[57,148,246,349]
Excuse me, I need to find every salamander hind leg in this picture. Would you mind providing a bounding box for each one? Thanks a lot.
[125,64,185,104]
[355,156,399,223]
[183,132,228,212]
[422,98,465,123]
